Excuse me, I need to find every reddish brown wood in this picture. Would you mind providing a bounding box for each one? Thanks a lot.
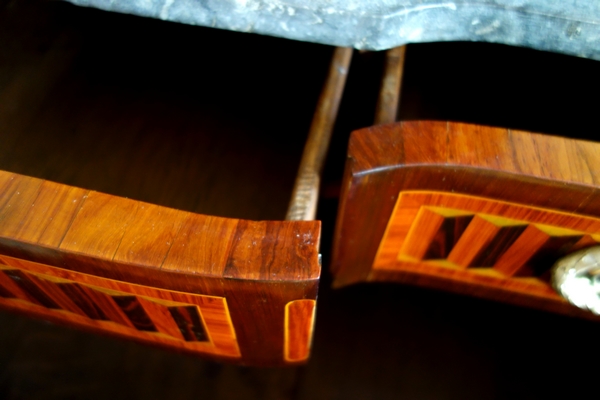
[0,170,320,366]
[0,256,240,358]
[332,121,600,318]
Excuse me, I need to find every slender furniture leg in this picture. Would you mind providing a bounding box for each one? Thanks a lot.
[374,46,406,125]
[286,47,353,221]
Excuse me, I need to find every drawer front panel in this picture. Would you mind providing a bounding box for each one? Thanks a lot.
[0,170,321,366]
[332,120,600,319]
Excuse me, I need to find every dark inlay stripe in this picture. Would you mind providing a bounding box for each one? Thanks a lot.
[0,270,31,302]
[58,283,108,320]
[470,225,528,267]
[79,287,136,328]
[112,296,157,332]
[527,235,583,276]
[169,306,208,342]
[424,215,474,259]
[3,269,60,308]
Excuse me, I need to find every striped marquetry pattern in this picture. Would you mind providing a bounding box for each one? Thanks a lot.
[0,170,321,365]
[0,3,326,365]
[0,254,240,358]
[374,191,600,299]
[332,121,600,317]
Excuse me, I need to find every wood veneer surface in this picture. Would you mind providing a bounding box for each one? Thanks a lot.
[332,121,600,318]
[0,0,327,365]
[0,169,321,365]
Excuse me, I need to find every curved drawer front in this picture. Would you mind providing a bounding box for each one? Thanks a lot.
[332,120,600,319]
[0,170,320,366]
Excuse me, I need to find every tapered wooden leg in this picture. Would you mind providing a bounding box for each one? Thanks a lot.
[374,46,406,125]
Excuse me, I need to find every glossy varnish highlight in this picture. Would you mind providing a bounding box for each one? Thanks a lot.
[0,170,320,365]
[332,121,600,318]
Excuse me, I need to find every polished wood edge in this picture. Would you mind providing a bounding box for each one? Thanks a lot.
[374,46,406,125]
[332,122,600,318]
[0,169,321,365]
[0,170,321,282]
[284,299,316,362]
[349,121,600,188]
[286,47,353,221]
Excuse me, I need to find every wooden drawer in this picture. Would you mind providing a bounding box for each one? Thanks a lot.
[0,1,353,366]
[332,120,600,320]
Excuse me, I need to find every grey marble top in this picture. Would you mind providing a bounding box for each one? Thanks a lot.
[66,0,600,60]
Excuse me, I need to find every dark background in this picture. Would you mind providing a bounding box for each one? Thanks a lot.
[1,0,600,398]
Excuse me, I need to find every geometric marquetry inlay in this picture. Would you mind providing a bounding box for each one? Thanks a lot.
[0,170,320,365]
[0,254,240,359]
[375,191,600,291]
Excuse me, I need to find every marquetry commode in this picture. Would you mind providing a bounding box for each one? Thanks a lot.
[331,120,600,320]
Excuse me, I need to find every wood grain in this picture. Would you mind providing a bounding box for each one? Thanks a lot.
[332,121,600,318]
[0,171,321,365]
[0,253,240,358]
[286,47,352,221]
[376,191,600,316]
[0,2,330,364]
